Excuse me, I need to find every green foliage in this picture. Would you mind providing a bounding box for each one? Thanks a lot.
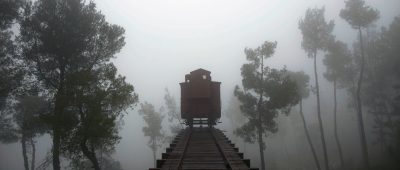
[339,1,382,169]
[18,0,134,168]
[298,7,334,56]
[0,0,23,29]
[164,88,183,135]
[323,40,352,84]
[299,7,334,170]
[234,118,257,143]
[286,71,310,99]
[0,0,24,110]
[18,0,126,91]
[381,16,400,78]
[360,17,400,165]
[340,0,379,29]
[61,63,137,161]
[14,96,49,138]
[234,41,299,144]
[0,0,24,143]
[0,111,18,143]
[139,102,165,151]
[0,30,22,108]
[384,17,400,114]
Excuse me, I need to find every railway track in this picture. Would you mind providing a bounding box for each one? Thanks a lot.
[150,127,258,170]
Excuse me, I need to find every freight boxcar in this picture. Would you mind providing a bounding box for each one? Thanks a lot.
[180,69,221,127]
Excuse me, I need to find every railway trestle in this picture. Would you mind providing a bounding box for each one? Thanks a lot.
[149,127,259,170]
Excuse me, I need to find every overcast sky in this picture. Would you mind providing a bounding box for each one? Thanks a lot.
[94,0,400,107]
[1,0,399,169]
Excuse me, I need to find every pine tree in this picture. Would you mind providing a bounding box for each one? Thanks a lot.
[139,102,165,167]
[340,0,379,168]
[234,41,299,170]
[287,71,321,170]
[18,0,130,169]
[323,40,352,168]
[299,7,334,170]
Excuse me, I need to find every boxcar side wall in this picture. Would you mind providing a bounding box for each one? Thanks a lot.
[180,82,189,119]
[211,82,221,119]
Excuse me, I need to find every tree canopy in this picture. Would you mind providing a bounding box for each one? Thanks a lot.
[323,40,352,83]
[299,7,334,170]
[163,88,183,135]
[340,0,379,29]
[0,0,23,110]
[61,63,137,169]
[339,1,380,168]
[298,7,334,57]
[234,41,299,170]
[139,102,165,167]
[18,0,134,169]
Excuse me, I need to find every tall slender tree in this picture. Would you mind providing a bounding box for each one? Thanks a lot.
[18,0,128,169]
[340,0,379,168]
[299,7,334,170]
[323,40,352,168]
[164,88,183,136]
[234,41,299,170]
[287,71,321,170]
[379,17,400,163]
[139,102,165,168]
[361,17,400,167]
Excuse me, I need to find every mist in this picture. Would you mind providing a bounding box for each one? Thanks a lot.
[1,0,400,170]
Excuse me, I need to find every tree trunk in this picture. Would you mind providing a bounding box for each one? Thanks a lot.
[52,71,65,170]
[31,138,36,170]
[153,149,156,168]
[80,139,101,170]
[153,139,156,168]
[314,53,330,170]
[257,54,266,170]
[21,135,29,170]
[357,27,370,169]
[52,100,62,170]
[333,80,344,167]
[243,140,246,154]
[300,100,321,170]
[99,147,104,170]
[257,119,266,170]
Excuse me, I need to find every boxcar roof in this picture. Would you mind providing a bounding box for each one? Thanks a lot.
[190,68,211,74]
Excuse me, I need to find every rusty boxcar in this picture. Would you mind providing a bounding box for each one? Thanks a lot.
[180,69,221,127]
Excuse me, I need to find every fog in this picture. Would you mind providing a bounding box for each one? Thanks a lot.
[1,0,400,169]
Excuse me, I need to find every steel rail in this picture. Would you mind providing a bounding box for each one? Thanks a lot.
[210,128,234,170]
[175,129,192,170]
